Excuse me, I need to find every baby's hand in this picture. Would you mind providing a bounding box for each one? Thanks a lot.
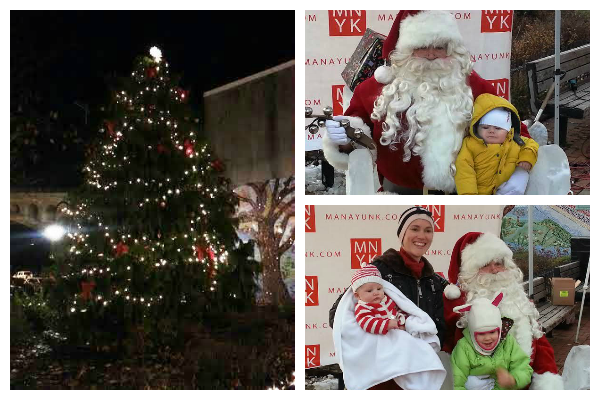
[517,161,532,171]
[496,367,516,388]
[387,319,399,330]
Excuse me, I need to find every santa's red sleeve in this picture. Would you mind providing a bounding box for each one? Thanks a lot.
[344,80,375,128]
[529,335,564,389]
[468,70,531,138]
[442,291,466,352]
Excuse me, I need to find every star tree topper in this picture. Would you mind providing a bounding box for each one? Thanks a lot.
[150,46,162,63]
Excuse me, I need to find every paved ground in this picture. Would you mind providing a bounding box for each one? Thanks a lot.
[546,299,590,375]
[542,109,590,195]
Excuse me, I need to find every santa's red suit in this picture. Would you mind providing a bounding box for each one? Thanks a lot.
[322,11,530,192]
[442,232,564,389]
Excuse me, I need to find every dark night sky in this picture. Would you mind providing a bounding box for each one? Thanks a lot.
[10,10,295,188]
[12,10,295,107]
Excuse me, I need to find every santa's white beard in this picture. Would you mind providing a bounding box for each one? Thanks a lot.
[459,270,544,357]
[371,55,473,192]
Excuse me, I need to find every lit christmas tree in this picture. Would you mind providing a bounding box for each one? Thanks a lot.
[53,47,255,349]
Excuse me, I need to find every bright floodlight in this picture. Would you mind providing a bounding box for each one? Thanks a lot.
[150,46,162,63]
[43,224,66,242]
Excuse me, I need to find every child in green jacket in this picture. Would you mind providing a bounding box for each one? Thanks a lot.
[451,292,533,390]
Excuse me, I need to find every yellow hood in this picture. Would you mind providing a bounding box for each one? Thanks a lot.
[470,93,524,145]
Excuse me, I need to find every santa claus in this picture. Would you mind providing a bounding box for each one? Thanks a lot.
[323,10,531,194]
[443,232,564,389]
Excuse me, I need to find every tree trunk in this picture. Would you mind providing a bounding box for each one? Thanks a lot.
[258,230,291,306]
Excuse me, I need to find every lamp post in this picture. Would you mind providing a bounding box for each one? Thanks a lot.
[43,201,71,275]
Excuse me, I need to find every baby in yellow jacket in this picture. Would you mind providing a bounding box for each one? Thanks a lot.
[455,94,539,195]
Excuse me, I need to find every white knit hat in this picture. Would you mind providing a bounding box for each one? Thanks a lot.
[479,108,512,131]
[351,264,384,292]
[453,292,504,356]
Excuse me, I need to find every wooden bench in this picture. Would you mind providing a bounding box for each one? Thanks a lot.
[555,261,589,294]
[522,276,576,337]
[526,44,590,144]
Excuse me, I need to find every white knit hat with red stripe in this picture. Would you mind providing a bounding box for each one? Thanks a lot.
[351,264,384,292]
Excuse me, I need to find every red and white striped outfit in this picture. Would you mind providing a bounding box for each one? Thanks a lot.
[355,295,408,335]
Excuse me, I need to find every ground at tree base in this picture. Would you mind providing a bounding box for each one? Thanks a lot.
[11,307,294,390]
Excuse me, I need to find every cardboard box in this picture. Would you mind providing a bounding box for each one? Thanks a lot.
[551,278,575,306]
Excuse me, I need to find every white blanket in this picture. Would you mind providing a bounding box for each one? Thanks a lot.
[333,280,446,390]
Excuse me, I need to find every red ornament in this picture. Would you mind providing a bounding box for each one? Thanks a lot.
[184,140,194,157]
[146,67,157,79]
[195,245,205,260]
[211,159,225,172]
[175,88,190,102]
[208,248,216,262]
[80,281,96,300]
[115,242,129,257]
[105,120,116,137]
[157,144,168,154]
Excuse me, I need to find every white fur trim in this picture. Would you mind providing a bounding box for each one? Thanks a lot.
[530,372,564,390]
[418,102,464,192]
[444,284,461,300]
[374,65,394,84]
[322,116,373,171]
[460,233,513,276]
[397,11,463,54]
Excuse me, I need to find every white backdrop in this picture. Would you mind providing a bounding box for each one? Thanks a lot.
[305,204,504,368]
[305,10,515,151]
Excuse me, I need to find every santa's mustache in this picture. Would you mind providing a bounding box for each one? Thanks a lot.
[400,56,454,75]
[475,270,514,287]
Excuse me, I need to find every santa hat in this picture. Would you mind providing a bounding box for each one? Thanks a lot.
[351,264,384,292]
[444,232,514,300]
[453,292,504,356]
[375,10,465,84]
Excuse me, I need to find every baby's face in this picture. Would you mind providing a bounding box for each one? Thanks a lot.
[355,282,384,303]
[474,329,500,350]
[478,124,509,144]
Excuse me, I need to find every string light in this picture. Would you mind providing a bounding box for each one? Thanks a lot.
[57,45,245,322]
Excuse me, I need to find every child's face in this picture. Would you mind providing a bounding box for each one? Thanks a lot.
[475,329,500,351]
[477,124,509,144]
[354,282,385,303]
